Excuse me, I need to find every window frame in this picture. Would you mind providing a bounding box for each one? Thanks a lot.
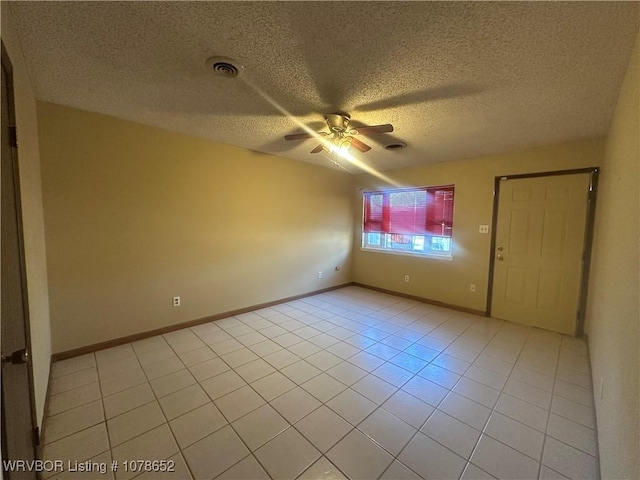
[360,184,455,260]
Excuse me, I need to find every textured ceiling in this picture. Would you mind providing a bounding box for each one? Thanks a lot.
[7,1,640,173]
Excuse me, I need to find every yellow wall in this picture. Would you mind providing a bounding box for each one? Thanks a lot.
[1,5,52,428]
[352,139,604,311]
[586,32,639,479]
[37,103,354,353]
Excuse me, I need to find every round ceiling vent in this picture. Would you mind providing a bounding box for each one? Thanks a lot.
[205,56,243,78]
[384,142,407,151]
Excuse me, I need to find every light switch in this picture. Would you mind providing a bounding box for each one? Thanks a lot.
[479,225,490,234]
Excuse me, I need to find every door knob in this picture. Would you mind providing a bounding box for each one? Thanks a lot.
[497,254,504,261]
[2,348,29,365]
[497,246,504,251]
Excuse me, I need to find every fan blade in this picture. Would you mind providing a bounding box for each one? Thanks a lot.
[310,144,324,153]
[351,124,394,135]
[349,137,372,153]
[284,132,314,141]
[284,131,328,141]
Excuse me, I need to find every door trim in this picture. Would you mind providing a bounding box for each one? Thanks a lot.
[485,167,599,337]
[1,39,40,466]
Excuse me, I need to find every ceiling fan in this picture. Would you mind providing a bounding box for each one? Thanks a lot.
[284,113,393,154]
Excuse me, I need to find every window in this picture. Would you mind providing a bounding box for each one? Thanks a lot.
[362,185,455,258]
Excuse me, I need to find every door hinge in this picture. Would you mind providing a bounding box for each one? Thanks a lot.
[33,426,40,446]
[9,125,18,148]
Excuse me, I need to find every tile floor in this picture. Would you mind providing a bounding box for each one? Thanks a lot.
[43,286,600,480]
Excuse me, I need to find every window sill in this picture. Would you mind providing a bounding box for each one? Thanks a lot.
[360,247,454,261]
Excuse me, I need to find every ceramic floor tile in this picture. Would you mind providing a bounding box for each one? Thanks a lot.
[542,437,599,480]
[249,371,296,401]
[398,432,467,480]
[484,412,544,460]
[169,402,227,449]
[438,392,491,431]
[461,463,497,480]
[351,374,397,405]
[44,400,104,444]
[201,370,246,400]
[182,425,249,480]
[345,350,385,372]
[262,349,300,369]
[417,363,461,389]
[40,287,601,480]
[214,385,265,422]
[111,425,179,480]
[547,413,598,456]
[150,369,196,398]
[494,393,549,433]
[234,358,276,383]
[470,434,540,480]
[550,395,596,429]
[159,384,210,420]
[305,350,343,371]
[177,346,217,367]
[248,339,283,357]
[401,375,449,407]
[221,348,259,368]
[300,372,347,403]
[254,427,321,480]
[326,388,377,426]
[47,382,101,416]
[143,357,185,381]
[280,360,322,384]
[453,376,500,408]
[232,404,289,451]
[372,362,415,387]
[99,367,148,397]
[382,389,435,429]
[299,457,348,480]
[215,455,269,480]
[287,340,323,358]
[187,357,230,382]
[503,378,553,410]
[421,410,481,459]
[51,354,96,378]
[43,423,109,467]
[326,429,394,480]
[295,405,353,453]
[357,407,416,455]
[270,386,321,423]
[379,460,422,480]
[107,401,165,447]
[50,367,99,395]
[326,361,368,386]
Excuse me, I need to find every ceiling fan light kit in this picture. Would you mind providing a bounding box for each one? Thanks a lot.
[284,113,395,159]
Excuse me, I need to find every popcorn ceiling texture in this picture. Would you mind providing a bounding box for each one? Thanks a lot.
[8,1,639,172]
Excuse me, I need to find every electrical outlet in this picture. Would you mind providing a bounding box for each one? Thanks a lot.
[318,271,323,279]
[172,296,181,307]
[479,225,490,234]
[470,284,476,292]
[404,275,410,283]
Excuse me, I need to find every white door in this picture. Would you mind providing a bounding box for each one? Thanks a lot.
[491,173,590,335]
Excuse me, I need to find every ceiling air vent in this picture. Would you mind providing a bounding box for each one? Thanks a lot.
[384,142,407,151]
[205,56,243,78]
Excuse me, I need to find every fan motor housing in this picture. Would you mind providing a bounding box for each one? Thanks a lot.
[325,113,350,132]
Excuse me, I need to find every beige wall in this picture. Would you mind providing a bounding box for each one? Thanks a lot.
[37,103,354,353]
[352,138,604,312]
[1,5,52,427]
[585,32,639,479]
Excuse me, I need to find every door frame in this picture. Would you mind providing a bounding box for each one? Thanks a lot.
[1,39,39,468]
[485,167,599,337]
